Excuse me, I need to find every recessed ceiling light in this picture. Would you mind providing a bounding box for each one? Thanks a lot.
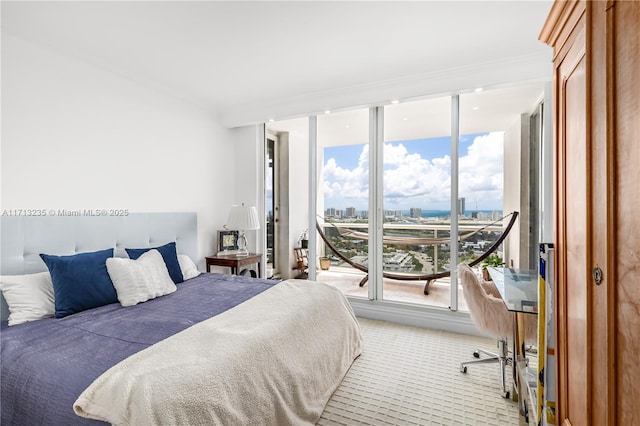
[268,118,275,122]
[345,124,351,128]
[391,100,399,104]
[472,106,480,110]
[403,117,409,121]
[324,110,331,114]
[474,87,483,93]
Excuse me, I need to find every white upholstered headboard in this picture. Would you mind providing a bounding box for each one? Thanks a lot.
[0,212,198,321]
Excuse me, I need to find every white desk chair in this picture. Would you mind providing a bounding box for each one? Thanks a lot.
[458,263,536,399]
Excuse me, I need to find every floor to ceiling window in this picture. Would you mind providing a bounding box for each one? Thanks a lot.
[458,89,509,293]
[266,82,544,313]
[459,85,543,273]
[316,108,370,299]
[382,96,453,308]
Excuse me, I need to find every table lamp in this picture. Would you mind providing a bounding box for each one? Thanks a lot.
[227,204,260,256]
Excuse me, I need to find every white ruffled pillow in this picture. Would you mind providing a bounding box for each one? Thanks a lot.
[0,272,55,326]
[106,249,176,307]
[178,254,200,280]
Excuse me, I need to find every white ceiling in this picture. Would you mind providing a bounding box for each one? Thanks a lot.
[1,1,553,127]
[270,82,545,143]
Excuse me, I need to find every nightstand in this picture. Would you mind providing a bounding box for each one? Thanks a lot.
[205,253,262,278]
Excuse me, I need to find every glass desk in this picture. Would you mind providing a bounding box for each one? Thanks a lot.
[487,267,538,313]
[487,267,538,425]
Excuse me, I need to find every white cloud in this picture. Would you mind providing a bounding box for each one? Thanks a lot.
[323,149,369,201]
[323,132,504,210]
[383,148,450,202]
[458,132,504,208]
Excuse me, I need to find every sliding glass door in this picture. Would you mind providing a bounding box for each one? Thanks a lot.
[382,97,452,308]
[317,108,370,299]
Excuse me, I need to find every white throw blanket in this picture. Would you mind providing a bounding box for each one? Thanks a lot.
[73,280,362,425]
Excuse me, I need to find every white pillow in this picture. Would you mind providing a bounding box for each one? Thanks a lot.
[106,249,176,307]
[178,254,200,280]
[0,272,55,326]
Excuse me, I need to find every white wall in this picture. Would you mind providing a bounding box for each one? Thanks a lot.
[1,33,235,267]
[288,126,310,274]
[540,82,554,243]
[503,116,522,268]
[225,124,266,275]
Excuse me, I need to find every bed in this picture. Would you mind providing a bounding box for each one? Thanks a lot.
[0,214,362,425]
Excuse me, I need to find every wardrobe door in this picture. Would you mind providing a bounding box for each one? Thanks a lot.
[541,1,591,423]
[555,16,589,425]
[543,1,640,423]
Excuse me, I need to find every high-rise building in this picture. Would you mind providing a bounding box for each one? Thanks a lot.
[458,197,466,216]
[384,210,403,218]
[409,208,422,218]
[346,207,356,218]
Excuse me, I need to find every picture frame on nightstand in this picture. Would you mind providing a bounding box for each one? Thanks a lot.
[217,230,239,253]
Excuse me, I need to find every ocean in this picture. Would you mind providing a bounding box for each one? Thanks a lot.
[404,209,503,218]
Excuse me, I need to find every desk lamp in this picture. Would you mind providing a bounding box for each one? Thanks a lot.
[227,204,260,256]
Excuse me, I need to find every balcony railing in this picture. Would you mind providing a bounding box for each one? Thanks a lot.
[320,219,505,274]
[314,218,506,309]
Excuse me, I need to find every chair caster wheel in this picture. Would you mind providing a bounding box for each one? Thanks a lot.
[460,366,467,373]
[473,351,480,358]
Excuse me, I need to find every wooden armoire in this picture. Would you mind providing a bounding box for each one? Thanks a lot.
[540,1,639,425]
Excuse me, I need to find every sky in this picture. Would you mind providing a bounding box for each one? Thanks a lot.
[322,132,504,212]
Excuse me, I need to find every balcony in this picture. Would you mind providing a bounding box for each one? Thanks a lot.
[316,269,469,311]
[314,218,506,311]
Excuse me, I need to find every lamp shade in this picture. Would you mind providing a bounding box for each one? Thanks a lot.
[227,205,260,231]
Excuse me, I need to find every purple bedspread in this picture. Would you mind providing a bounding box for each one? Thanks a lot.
[1,273,279,425]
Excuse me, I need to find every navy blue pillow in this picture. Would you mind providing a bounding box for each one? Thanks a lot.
[125,242,184,284]
[40,248,117,318]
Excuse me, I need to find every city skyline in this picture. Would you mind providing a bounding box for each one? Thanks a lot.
[324,206,502,219]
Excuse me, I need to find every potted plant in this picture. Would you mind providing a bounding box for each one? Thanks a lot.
[482,254,504,281]
[319,256,331,270]
[298,229,309,249]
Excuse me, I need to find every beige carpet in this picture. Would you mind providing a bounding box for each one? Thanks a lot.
[318,318,520,425]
